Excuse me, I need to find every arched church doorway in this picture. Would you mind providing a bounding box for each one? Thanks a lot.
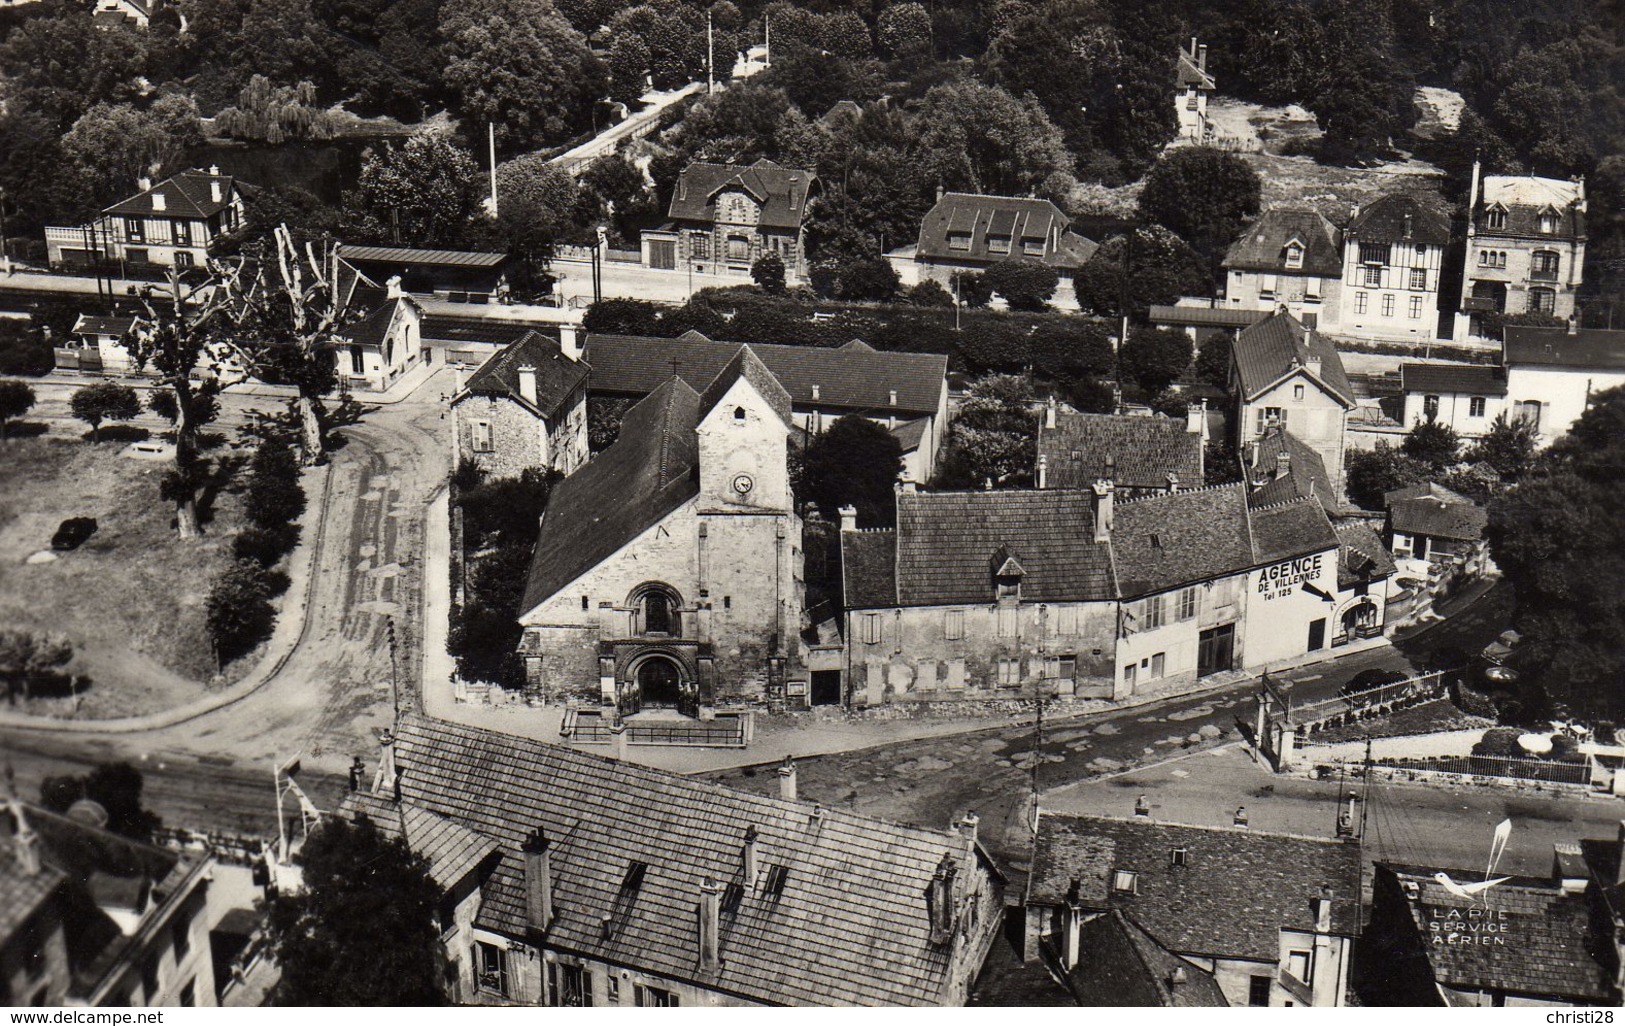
[635,656,684,709]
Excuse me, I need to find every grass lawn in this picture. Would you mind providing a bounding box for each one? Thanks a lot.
[0,436,255,717]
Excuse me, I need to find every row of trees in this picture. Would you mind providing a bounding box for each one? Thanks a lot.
[447,464,557,685]
[206,435,307,666]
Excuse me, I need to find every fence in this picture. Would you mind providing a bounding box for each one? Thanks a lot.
[562,707,751,747]
[1370,753,1588,785]
[1290,670,1449,729]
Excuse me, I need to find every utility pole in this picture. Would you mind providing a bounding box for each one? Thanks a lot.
[707,11,715,94]
[764,14,771,67]
[488,122,500,218]
[386,617,400,723]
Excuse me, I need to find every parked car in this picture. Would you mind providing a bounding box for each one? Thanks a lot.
[51,517,97,551]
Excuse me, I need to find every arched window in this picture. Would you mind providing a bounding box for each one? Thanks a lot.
[643,592,672,634]
[628,584,682,637]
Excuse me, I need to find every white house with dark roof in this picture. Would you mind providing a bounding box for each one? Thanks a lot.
[46,169,246,271]
[1025,811,1360,1007]
[1222,207,1343,329]
[909,193,1097,286]
[1230,310,1354,490]
[1340,194,1453,342]
[1331,520,1396,647]
[516,348,807,713]
[1174,38,1215,140]
[333,290,424,393]
[1398,362,1509,436]
[1501,324,1625,446]
[54,314,148,375]
[838,481,1347,707]
[1457,163,1587,337]
[451,330,590,477]
[335,713,1004,1006]
[640,160,817,278]
[583,331,950,481]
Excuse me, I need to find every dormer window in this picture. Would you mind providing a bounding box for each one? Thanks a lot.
[947,232,972,251]
[1111,869,1138,894]
[987,234,1011,254]
[1539,211,1558,234]
[1171,847,1188,867]
[996,575,1021,601]
[1283,242,1304,269]
[1486,207,1507,230]
[1022,236,1045,256]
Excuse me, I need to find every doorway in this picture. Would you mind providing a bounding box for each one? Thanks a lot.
[1198,623,1236,677]
[1308,618,1327,652]
[635,656,683,709]
[810,670,842,706]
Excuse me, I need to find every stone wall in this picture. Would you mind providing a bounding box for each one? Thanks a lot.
[456,395,547,479]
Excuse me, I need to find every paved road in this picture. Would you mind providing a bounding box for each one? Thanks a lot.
[0,374,452,831]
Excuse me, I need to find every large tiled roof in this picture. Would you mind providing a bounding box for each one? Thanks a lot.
[383,714,1000,1006]
[521,378,702,612]
[1039,412,1203,491]
[1504,326,1625,371]
[104,169,239,219]
[1175,52,1215,89]
[1347,193,1452,247]
[841,529,898,608]
[1029,813,1362,962]
[1378,863,1614,1002]
[339,295,417,349]
[698,345,794,428]
[583,333,947,416]
[1223,207,1342,278]
[1386,487,1486,542]
[457,330,589,419]
[1233,311,1354,406]
[1149,305,1268,329]
[915,193,1094,269]
[422,315,539,347]
[71,315,142,337]
[1334,520,1397,588]
[0,841,66,944]
[1250,496,1339,565]
[337,792,501,891]
[1476,176,1586,240]
[894,490,1116,606]
[1246,426,1333,510]
[667,159,816,230]
[336,245,508,268]
[1399,362,1508,396]
[1113,485,1255,598]
[1063,911,1228,1007]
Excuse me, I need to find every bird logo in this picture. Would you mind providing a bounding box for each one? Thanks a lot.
[1433,819,1513,904]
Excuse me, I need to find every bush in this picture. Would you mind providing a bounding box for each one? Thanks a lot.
[233,524,298,567]
[952,271,992,308]
[909,279,953,307]
[1471,726,1523,757]
[206,559,278,663]
[751,253,787,295]
[69,381,140,441]
[0,321,54,377]
[0,379,36,437]
[835,258,901,302]
[983,258,1060,311]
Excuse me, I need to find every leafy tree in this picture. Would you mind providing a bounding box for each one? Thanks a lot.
[348,136,480,249]
[440,0,604,152]
[128,265,243,538]
[1119,327,1193,394]
[62,96,203,208]
[877,2,933,63]
[457,468,555,548]
[607,32,653,104]
[798,415,904,527]
[1194,332,1233,387]
[246,441,308,529]
[934,373,1038,488]
[1344,442,1429,510]
[214,76,338,143]
[0,380,35,439]
[583,299,662,335]
[0,8,147,127]
[1487,387,1625,721]
[752,253,787,295]
[1058,374,1117,414]
[982,258,1059,312]
[1028,319,1115,378]
[1137,148,1262,264]
[915,80,1076,198]
[206,559,278,663]
[39,762,161,842]
[909,279,954,307]
[951,271,992,308]
[491,153,581,297]
[0,629,73,706]
[835,258,901,302]
[267,814,448,1005]
[0,321,55,378]
[1073,226,1212,321]
[70,382,141,442]
[1401,418,1461,470]
[1204,438,1243,486]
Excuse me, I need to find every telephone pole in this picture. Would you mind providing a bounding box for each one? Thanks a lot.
[707,11,715,94]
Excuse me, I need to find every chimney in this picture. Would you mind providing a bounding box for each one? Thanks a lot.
[1305,352,1322,376]
[1402,213,1413,238]
[208,165,221,176]
[1553,843,1588,896]
[1036,454,1049,488]
[1233,806,1249,829]
[1062,879,1084,968]
[371,728,400,798]
[699,876,724,971]
[957,812,979,853]
[1197,43,1207,70]
[1189,35,1197,60]
[778,756,798,801]
[151,192,166,212]
[1044,395,1057,429]
[1135,794,1151,818]
[1092,479,1114,544]
[517,365,538,406]
[136,176,152,192]
[837,505,858,533]
[1169,966,1189,987]
[1276,450,1292,480]
[211,179,223,205]
[385,274,404,300]
[742,826,760,886]
[347,756,366,792]
[9,799,41,877]
[559,322,583,361]
[888,389,897,406]
[1467,159,1483,216]
[1314,886,1333,932]
[522,828,554,935]
[899,478,918,494]
[811,384,820,400]
[928,854,958,946]
[1186,399,1206,436]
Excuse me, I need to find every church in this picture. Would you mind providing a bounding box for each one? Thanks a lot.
[514,347,805,714]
